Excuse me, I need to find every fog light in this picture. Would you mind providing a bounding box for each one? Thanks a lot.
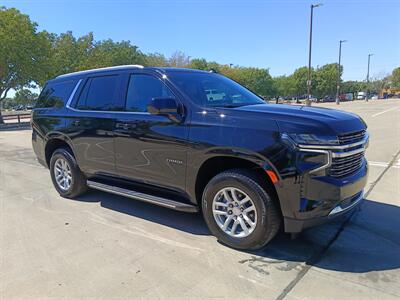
[329,205,343,215]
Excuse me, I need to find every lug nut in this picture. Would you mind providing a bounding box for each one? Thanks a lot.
[228,210,232,215]
[228,203,233,208]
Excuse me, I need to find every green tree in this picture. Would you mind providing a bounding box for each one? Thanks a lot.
[314,63,341,98]
[0,7,50,123]
[391,67,400,88]
[44,33,146,80]
[291,66,313,97]
[188,58,209,70]
[42,31,95,81]
[370,77,390,94]
[341,80,365,93]
[273,75,296,98]
[168,51,190,67]
[14,89,38,105]
[82,39,145,69]
[145,53,168,67]
[217,66,275,98]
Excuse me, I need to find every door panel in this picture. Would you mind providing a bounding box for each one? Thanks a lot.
[66,111,116,175]
[65,73,124,175]
[114,113,188,192]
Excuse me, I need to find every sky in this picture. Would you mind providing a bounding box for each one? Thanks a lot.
[2,0,400,82]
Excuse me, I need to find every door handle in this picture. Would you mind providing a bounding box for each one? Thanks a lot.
[72,120,80,126]
[116,122,135,130]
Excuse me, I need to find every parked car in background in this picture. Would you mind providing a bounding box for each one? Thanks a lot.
[339,93,354,101]
[357,91,367,100]
[323,95,335,102]
[205,89,225,101]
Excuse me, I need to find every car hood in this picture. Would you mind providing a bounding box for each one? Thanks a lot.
[235,104,366,135]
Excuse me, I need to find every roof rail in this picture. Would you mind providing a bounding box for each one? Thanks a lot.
[56,64,144,78]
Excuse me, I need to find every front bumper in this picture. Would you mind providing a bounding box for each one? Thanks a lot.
[284,190,364,232]
[277,132,369,233]
[281,159,368,233]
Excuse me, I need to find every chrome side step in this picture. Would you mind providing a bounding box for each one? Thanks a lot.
[87,180,198,213]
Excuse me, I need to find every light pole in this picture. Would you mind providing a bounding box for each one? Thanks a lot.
[366,53,373,102]
[335,40,347,105]
[306,3,323,106]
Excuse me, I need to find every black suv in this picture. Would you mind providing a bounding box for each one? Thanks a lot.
[32,65,368,250]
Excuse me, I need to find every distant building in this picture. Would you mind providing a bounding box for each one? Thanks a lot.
[380,87,400,98]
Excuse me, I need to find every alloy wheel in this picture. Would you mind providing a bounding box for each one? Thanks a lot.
[54,157,72,191]
[212,187,257,238]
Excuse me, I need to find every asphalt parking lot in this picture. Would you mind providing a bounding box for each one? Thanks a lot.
[1,99,399,299]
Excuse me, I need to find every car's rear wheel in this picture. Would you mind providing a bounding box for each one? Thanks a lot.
[50,148,87,198]
[202,169,281,250]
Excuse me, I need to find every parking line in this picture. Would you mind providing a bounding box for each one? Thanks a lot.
[372,106,399,117]
[368,161,400,169]
[368,161,388,167]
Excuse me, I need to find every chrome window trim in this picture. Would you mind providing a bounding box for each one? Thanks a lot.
[65,79,82,109]
[67,106,151,115]
[57,64,144,79]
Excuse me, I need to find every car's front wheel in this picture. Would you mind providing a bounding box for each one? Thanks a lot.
[202,169,281,250]
[50,148,88,198]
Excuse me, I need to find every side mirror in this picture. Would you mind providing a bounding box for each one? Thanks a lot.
[147,97,183,122]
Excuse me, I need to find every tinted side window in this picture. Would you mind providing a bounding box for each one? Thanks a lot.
[125,75,173,112]
[76,75,120,111]
[36,80,77,108]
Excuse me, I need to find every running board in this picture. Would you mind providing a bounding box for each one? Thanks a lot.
[87,180,198,213]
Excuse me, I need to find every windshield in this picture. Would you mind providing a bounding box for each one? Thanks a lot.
[167,72,265,108]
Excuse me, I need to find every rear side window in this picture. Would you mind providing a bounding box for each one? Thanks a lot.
[36,80,77,108]
[76,75,121,111]
[125,74,174,112]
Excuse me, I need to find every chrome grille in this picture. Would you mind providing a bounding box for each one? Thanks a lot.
[330,151,364,177]
[338,130,366,145]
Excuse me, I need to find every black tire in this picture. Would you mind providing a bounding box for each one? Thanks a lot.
[49,148,88,198]
[202,169,281,250]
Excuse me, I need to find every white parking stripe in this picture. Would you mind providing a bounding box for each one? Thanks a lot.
[368,161,389,167]
[372,106,399,117]
[368,161,400,169]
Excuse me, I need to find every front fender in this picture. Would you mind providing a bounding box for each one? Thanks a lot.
[185,146,282,205]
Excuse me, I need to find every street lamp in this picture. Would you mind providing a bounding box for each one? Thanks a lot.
[306,3,323,107]
[366,53,373,102]
[335,40,347,105]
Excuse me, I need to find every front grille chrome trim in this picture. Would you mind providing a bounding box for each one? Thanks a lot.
[331,148,365,158]
[297,133,369,150]
[297,131,368,178]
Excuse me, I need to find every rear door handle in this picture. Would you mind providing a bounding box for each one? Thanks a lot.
[72,120,80,126]
[116,122,135,130]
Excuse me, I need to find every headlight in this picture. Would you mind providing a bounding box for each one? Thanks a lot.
[287,133,339,145]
